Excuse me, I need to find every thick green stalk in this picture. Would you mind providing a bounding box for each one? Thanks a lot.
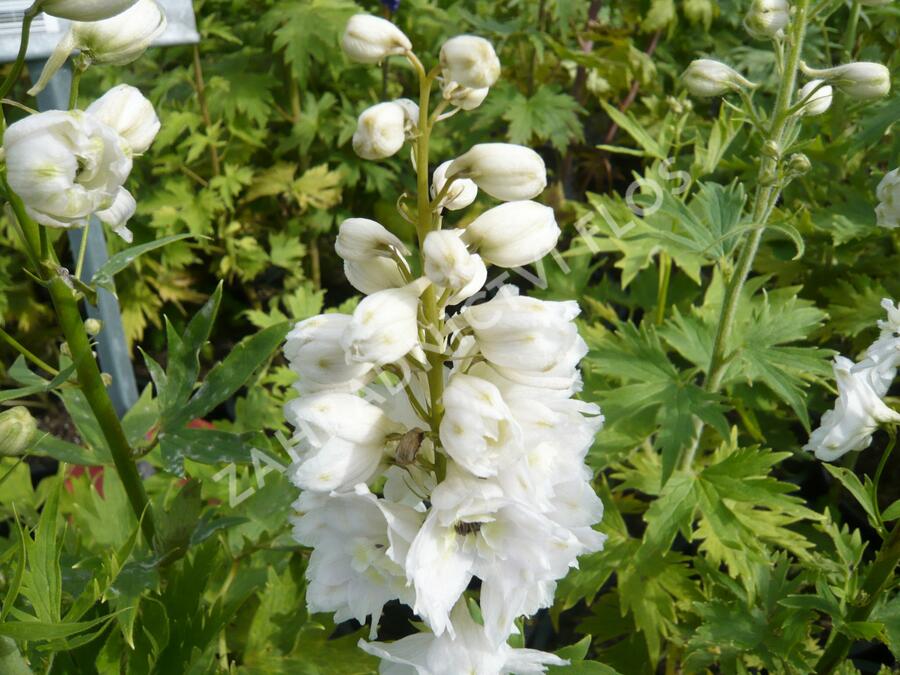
[681,0,810,470]
[6,191,156,546]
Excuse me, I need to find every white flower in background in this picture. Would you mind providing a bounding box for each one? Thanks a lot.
[876,168,900,229]
[803,356,900,461]
[439,372,522,477]
[336,217,410,260]
[4,110,137,241]
[360,602,568,675]
[439,35,501,90]
[41,0,136,21]
[292,487,422,636]
[285,392,402,491]
[353,102,408,160]
[798,80,833,116]
[284,314,374,394]
[463,200,560,268]
[744,0,790,38]
[442,81,490,111]
[85,84,160,154]
[30,0,167,96]
[342,282,425,365]
[423,230,486,293]
[682,59,757,97]
[800,61,891,100]
[342,14,412,64]
[855,298,900,394]
[431,160,478,211]
[447,143,547,201]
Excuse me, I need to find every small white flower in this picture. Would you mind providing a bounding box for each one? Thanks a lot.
[431,160,478,211]
[284,314,374,394]
[42,0,136,21]
[876,169,900,230]
[341,14,412,64]
[359,601,568,674]
[442,81,490,111]
[439,35,501,90]
[86,84,160,154]
[4,110,135,239]
[797,80,833,116]
[342,281,426,366]
[30,0,167,96]
[344,257,407,296]
[447,143,547,202]
[744,0,790,38]
[682,59,756,97]
[423,230,485,293]
[439,372,523,477]
[292,487,423,635]
[800,61,891,100]
[353,102,407,160]
[336,217,410,260]
[463,200,560,268]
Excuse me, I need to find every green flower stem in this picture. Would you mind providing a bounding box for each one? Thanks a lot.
[5,188,156,546]
[681,0,811,471]
[0,325,58,376]
[0,1,42,103]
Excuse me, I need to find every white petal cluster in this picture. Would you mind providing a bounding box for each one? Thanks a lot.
[876,168,900,230]
[284,17,603,671]
[4,84,159,242]
[805,299,900,461]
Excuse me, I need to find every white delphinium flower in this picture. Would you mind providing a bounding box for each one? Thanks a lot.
[353,102,408,160]
[336,218,410,295]
[85,84,160,154]
[3,110,136,241]
[800,61,891,100]
[284,314,373,394]
[447,143,547,201]
[855,298,900,393]
[462,201,560,268]
[342,281,426,365]
[798,80,833,116]
[439,35,501,90]
[431,160,478,211]
[406,469,591,644]
[342,14,412,64]
[423,230,486,302]
[876,169,900,230]
[803,356,900,461]
[442,82,490,111]
[359,601,568,675]
[42,0,135,21]
[285,392,402,491]
[682,59,757,97]
[292,486,423,637]
[30,0,167,96]
[439,372,522,477]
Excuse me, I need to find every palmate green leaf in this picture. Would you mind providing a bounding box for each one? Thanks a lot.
[21,481,62,624]
[496,84,585,151]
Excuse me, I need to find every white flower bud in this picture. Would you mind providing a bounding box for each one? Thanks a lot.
[442,81,489,111]
[682,59,756,97]
[352,102,407,160]
[86,85,160,154]
[84,318,103,335]
[336,218,409,260]
[447,143,546,201]
[744,0,790,38]
[463,201,560,268]
[394,98,420,136]
[285,314,373,394]
[0,406,36,456]
[341,281,426,365]
[431,160,477,211]
[423,230,486,295]
[439,35,501,90]
[797,79,833,116]
[344,258,407,296]
[42,0,136,21]
[29,0,167,96]
[341,14,412,64]
[876,168,900,230]
[800,61,891,100]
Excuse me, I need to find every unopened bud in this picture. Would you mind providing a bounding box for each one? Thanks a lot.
[101,372,113,387]
[60,341,71,357]
[759,165,778,186]
[84,318,102,336]
[744,0,790,39]
[396,428,425,465]
[439,35,501,90]
[797,80,833,116]
[352,102,407,160]
[0,407,36,456]
[787,153,811,177]
[761,140,780,158]
[682,59,757,98]
[446,143,547,201]
[442,81,490,111]
[800,61,890,100]
[341,14,411,64]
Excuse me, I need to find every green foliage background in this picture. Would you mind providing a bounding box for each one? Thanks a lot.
[0,0,899,672]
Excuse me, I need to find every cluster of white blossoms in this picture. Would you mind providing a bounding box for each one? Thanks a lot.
[2,0,164,243]
[284,14,605,673]
[805,299,900,461]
